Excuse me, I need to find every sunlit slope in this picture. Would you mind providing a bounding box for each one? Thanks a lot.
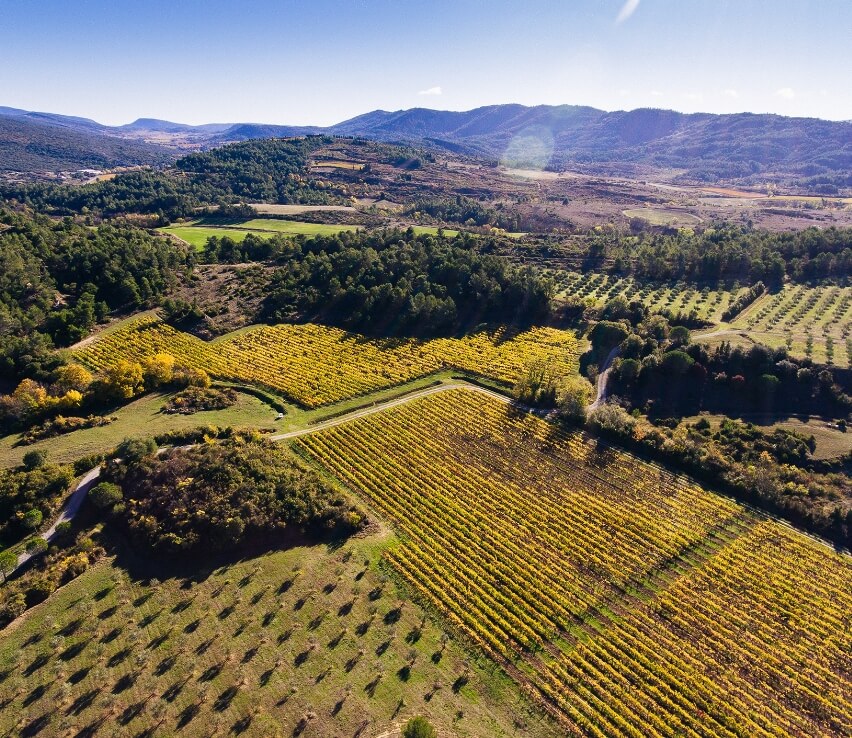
[75,317,579,407]
[296,389,852,737]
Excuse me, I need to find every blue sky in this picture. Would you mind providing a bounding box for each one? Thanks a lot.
[1,0,849,125]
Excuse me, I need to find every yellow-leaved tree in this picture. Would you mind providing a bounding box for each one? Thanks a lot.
[103,360,145,400]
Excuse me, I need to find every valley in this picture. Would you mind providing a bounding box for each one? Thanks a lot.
[0,100,850,738]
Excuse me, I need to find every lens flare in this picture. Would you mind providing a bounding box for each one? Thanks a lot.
[500,126,554,170]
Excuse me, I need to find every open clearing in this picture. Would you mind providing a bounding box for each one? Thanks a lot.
[0,535,552,738]
[297,388,852,737]
[0,389,278,468]
[407,225,461,237]
[622,208,703,226]
[160,219,361,251]
[310,159,365,171]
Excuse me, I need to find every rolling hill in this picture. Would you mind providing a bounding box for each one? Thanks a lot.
[1,103,849,186]
[0,108,175,173]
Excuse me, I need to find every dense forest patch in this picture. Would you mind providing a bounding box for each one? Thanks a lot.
[102,435,365,555]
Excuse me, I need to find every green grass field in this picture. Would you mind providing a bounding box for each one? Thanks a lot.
[159,226,276,251]
[160,219,361,251]
[0,535,554,738]
[0,390,279,469]
[237,219,361,236]
[408,226,461,237]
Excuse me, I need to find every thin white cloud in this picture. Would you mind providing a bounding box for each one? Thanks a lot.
[649,89,664,98]
[722,88,739,98]
[684,92,704,102]
[418,86,442,96]
[616,0,640,23]
[775,87,795,99]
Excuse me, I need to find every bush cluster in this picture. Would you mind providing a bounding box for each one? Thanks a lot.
[103,435,366,554]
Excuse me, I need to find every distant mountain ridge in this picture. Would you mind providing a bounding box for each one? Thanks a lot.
[1,103,849,188]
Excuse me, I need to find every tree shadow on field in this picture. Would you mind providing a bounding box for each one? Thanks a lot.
[106,523,352,591]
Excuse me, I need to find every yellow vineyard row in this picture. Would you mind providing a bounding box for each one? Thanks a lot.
[296,389,852,738]
[74,317,580,407]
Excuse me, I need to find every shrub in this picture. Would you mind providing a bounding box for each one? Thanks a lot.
[669,325,691,346]
[22,415,114,445]
[22,508,43,531]
[587,404,637,437]
[54,521,73,541]
[556,376,594,424]
[24,576,55,605]
[660,350,695,375]
[113,437,157,463]
[162,386,237,414]
[25,537,48,555]
[102,359,145,400]
[589,321,629,359]
[1,593,26,622]
[0,550,17,583]
[89,482,123,510]
[73,453,105,476]
[403,717,436,738]
[22,450,46,470]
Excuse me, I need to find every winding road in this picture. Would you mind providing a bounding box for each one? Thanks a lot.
[11,366,617,578]
[589,346,620,411]
[13,466,103,571]
[11,382,511,576]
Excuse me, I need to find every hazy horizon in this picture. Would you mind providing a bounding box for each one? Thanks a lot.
[3,99,850,130]
[2,0,850,126]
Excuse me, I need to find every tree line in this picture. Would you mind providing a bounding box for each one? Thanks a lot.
[577,224,852,285]
[255,229,554,336]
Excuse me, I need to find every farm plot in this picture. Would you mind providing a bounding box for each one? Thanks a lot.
[555,271,742,323]
[622,208,702,227]
[160,219,361,250]
[0,539,549,738]
[730,283,852,366]
[159,225,277,251]
[235,218,362,236]
[296,389,852,738]
[74,318,580,407]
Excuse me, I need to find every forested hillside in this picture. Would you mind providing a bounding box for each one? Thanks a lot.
[3,103,850,190]
[0,137,342,220]
[0,209,192,384]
